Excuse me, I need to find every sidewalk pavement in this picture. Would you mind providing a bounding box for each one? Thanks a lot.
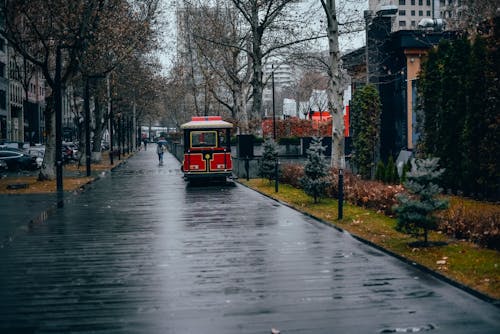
[0,153,133,249]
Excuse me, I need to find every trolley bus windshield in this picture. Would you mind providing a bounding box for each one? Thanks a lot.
[190,131,217,148]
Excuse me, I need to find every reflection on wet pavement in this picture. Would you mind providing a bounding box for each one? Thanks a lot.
[0,149,499,333]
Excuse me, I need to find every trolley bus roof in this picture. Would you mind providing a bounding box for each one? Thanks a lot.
[180,116,233,129]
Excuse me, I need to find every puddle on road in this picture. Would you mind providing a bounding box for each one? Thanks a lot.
[1,204,57,249]
[379,324,436,332]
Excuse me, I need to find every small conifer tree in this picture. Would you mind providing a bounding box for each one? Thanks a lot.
[401,159,412,183]
[394,157,448,245]
[375,160,385,182]
[259,139,278,183]
[385,155,398,184]
[300,137,330,203]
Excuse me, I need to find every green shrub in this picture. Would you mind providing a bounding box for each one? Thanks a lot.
[278,137,300,146]
[375,160,385,181]
[385,155,399,184]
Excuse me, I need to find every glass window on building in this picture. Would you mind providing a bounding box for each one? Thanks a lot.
[419,10,423,16]
[411,0,415,4]
[426,0,431,5]
[0,89,5,110]
[399,20,406,27]
[419,0,423,5]
[411,10,416,16]
[411,21,416,26]
[427,10,431,16]
[399,10,406,16]
[399,0,406,5]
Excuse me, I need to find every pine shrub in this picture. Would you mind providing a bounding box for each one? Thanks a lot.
[394,157,449,245]
[385,155,399,184]
[300,137,330,203]
[259,139,278,183]
[375,160,385,182]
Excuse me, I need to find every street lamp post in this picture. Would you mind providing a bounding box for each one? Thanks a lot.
[84,77,91,177]
[107,74,114,165]
[272,64,278,193]
[55,47,64,208]
[338,156,345,220]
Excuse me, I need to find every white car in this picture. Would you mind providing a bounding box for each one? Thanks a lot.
[26,147,45,168]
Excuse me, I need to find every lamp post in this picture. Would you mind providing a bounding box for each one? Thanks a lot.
[338,156,345,220]
[55,46,64,208]
[107,74,114,165]
[272,64,278,193]
[84,77,91,177]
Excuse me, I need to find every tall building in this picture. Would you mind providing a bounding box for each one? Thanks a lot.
[369,0,438,30]
[0,18,8,140]
[368,0,473,31]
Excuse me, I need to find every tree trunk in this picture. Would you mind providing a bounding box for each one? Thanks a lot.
[250,6,264,124]
[38,95,56,180]
[92,97,105,163]
[323,0,345,169]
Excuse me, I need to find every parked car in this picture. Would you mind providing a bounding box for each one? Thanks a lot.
[0,148,39,171]
[0,159,7,171]
[26,147,45,169]
[62,142,79,162]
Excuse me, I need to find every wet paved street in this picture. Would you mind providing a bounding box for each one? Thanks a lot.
[1,149,499,334]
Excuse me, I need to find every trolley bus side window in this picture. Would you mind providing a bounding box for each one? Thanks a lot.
[190,131,218,148]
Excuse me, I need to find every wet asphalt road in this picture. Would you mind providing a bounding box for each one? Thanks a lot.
[0,149,499,334]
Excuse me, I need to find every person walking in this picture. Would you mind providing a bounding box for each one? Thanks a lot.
[156,142,164,165]
[143,139,148,151]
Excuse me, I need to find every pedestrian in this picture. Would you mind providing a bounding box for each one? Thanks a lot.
[143,139,148,151]
[157,142,164,165]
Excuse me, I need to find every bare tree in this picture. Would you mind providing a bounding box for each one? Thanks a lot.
[230,0,318,123]
[446,0,498,32]
[181,1,252,131]
[0,1,111,183]
[77,0,160,164]
[177,0,323,132]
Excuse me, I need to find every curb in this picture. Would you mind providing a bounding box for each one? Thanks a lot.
[236,180,500,308]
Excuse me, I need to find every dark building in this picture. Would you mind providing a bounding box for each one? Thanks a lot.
[343,12,458,161]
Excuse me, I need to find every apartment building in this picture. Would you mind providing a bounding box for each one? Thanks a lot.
[369,0,438,30]
[0,23,8,140]
[369,0,469,31]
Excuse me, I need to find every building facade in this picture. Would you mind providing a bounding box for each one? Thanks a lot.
[343,10,458,161]
[0,19,8,140]
[368,0,467,30]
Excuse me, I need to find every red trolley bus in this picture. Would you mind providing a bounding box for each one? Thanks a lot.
[180,116,233,182]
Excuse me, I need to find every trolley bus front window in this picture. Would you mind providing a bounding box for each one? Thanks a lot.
[190,131,217,148]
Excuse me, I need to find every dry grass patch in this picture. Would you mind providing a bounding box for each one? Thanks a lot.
[0,176,93,194]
